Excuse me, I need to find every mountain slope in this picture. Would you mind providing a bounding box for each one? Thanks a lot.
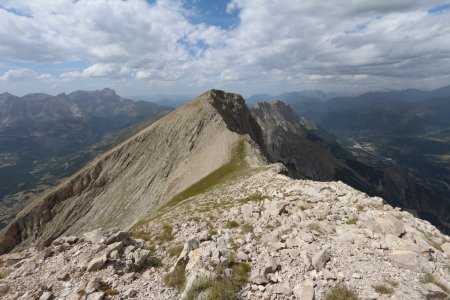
[0,89,170,230]
[0,89,169,199]
[0,90,266,254]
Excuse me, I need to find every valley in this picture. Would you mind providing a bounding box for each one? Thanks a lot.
[0,89,170,228]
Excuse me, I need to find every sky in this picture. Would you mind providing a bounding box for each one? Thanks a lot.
[1,0,450,98]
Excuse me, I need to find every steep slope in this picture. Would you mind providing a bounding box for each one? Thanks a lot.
[0,89,169,227]
[0,90,266,254]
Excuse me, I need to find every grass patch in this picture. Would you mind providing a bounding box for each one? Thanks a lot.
[0,268,12,279]
[240,224,254,234]
[208,227,218,236]
[325,285,359,300]
[99,282,120,296]
[131,138,249,232]
[373,284,394,295]
[186,277,236,300]
[239,194,265,204]
[226,220,239,229]
[132,230,151,241]
[168,244,184,258]
[420,273,449,293]
[308,223,324,235]
[163,139,248,209]
[77,290,87,297]
[356,204,364,212]
[104,288,120,296]
[185,262,251,300]
[347,218,358,225]
[160,223,174,241]
[164,262,187,291]
[148,256,163,268]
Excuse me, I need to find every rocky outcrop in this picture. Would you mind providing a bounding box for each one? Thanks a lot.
[1,165,449,299]
[0,228,173,300]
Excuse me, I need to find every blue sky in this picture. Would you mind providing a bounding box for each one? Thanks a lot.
[1,0,450,98]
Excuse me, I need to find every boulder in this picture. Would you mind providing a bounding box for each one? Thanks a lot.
[263,256,278,274]
[389,250,433,273]
[268,283,291,295]
[293,284,315,300]
[360,211,405,237]
[84,229,108,244]
[442,242,450,256]
[422,283,448,300]
[87,254,107,272]
[133,249,150,268]
[87,292,104,300]
[105,231,130,245]
[311,249,330,271]
[39,291,53,300]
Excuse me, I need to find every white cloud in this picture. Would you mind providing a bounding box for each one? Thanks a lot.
[1,0,450,95]
[0,68,37,81]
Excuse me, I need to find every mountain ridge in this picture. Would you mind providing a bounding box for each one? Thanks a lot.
[1,88,449,255]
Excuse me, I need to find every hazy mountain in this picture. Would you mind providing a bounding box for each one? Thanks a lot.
[0,88,170,228]
[266,86,450,232]
[2,89,449,254]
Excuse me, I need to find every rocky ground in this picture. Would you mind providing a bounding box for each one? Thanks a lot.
[1,164,450,299]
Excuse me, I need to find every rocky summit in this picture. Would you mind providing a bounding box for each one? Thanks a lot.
[0,90,449,300]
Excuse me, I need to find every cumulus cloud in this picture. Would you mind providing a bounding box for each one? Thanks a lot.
[0,68,37,81]
[0,0,450,94]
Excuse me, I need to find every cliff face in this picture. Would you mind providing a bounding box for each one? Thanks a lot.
[0,90,266,254]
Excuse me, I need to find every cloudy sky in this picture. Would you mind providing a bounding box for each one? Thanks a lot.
[1,0,450,97]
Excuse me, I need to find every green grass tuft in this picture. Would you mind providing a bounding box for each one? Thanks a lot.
[325,285,359,300]
[384,279,398,287]
[185,261,251,300]
[226,220,239,229]
[164,262,187,291]
[373,284,394,295]
[168,244,184,258]
[347,218,358,225]
[307,223,324,235]
[0,268,12,279]
[160,223,174,241]
[185,277,236,300]
[240,224,254,234]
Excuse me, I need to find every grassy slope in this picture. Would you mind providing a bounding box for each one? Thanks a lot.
[132,137,250,230]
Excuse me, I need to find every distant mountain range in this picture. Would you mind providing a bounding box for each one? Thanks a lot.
[249,85,450,231]
[0,88,170,228]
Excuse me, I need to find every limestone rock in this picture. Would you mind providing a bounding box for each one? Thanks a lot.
[87,255,107,272]
[312,249,330,271]
[389,250,432,273]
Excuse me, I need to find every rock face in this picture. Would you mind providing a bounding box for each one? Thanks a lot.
[0,90,266,254]
[0,166,449,299]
